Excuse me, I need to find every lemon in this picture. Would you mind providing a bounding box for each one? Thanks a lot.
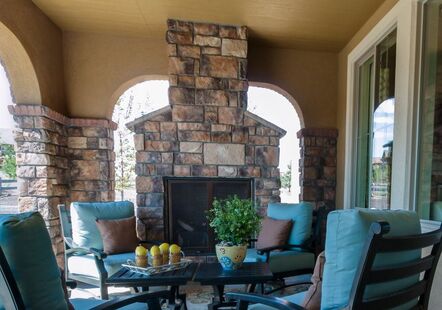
[169,244,181,254]
[150,245,161,256]
[159,243,169,254]
[135,245,147,256]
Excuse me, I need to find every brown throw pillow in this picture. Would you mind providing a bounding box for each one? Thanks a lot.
[256,217,293,250]
[96,216,139,254]
[301,251,325,310]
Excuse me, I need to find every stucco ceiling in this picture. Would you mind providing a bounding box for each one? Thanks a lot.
[32,0,386,51]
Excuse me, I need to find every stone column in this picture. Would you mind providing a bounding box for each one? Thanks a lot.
[298,128,338,211]
[67,120,116,202]
[9,105,70,264]
[9,104,117,265]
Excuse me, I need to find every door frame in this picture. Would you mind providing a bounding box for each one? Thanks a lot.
[344,0,423,210]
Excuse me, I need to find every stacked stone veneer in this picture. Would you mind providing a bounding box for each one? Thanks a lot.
[297,128,338,211]
[9,104,116,265]
[127,19,286,240]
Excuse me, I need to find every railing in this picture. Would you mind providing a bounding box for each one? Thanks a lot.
[0,178,17,194]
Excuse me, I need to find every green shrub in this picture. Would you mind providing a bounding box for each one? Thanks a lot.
[0,144,16,179]
[207,195,261,245]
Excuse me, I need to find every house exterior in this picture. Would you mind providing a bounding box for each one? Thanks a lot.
[0,0,441,307]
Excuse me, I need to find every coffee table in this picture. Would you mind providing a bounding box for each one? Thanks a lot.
[106,263,198,309]
[194,262,273,310]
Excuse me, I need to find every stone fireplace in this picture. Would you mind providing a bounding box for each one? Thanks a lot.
[127,19,286,249]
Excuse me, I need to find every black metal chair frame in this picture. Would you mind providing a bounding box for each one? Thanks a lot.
[248,207,329,293]
[0,245,169,310]
[58,204,154,299]
[228,221,442,310]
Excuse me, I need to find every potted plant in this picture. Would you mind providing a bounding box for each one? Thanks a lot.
[207,195,261,270]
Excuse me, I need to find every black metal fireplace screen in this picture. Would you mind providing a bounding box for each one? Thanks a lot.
[164,177,253,254]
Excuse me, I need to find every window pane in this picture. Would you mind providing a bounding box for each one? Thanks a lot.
[416,1,442,221]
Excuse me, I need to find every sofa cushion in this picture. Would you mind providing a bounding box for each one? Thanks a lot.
[322,208,421,310]
[68,252,135,278]
[431,201,442,221]
[71,201,134,250]
[0,212,68,310]
[96,216,139,254]
[245,248,315,274]
[267,202,313,247]
[256,217,292,250]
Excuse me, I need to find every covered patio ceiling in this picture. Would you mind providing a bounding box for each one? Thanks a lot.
[32,0,386,51]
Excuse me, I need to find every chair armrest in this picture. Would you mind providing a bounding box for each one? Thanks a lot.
[66,247,107,260]
[139,240,159,245]
[226,293,306,310]
[90,290,170,310]
[66,280,77,290]
[256,244,301,255]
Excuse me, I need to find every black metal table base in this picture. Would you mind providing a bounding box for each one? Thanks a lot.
[208,282,266,309]
[141,285,186,310]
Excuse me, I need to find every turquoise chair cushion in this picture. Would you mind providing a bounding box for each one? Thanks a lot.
[431,202,442,221]
[245,249,315,274]
[0,212,68,310]
[267,202,313,247]
[71,201,134,249]
[71,298,146,309]
[248,291,307,310]
[322,208,421,310]
[68,252,135,278]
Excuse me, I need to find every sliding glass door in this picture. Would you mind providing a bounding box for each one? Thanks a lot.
[355,30,397,209]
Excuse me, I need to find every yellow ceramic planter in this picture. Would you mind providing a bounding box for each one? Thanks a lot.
[215,244,247,270]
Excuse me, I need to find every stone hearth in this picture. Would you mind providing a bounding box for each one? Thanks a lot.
[127,19,286,242]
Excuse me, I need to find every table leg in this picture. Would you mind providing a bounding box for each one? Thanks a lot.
[168,286,187,310]
[247,284,256,293]
[209,285,237,310]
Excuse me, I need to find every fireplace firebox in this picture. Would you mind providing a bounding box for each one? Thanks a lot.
[164,177,253,254]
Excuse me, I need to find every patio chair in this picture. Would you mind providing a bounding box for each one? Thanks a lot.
[59,201,145,299]
[228,208,442,309]
[0,212,169,310]
[245,203,327,284]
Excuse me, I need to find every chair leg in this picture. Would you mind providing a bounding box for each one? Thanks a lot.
[100,283,109,300]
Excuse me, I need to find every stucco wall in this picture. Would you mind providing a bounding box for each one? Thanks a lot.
[249,47,338,128]
[0,0,65,113]
[63,32,168,119]
[63,31,338,127]
[336,0,399,209]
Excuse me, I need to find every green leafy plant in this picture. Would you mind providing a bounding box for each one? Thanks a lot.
[207,195,261,246]
[0,144,16,178]
[281,163,292,192]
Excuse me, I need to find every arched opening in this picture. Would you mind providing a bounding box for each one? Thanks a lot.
[248,83,303,203]
[0,61,17,213]
[0,22,41,104]
[112,80,169,201]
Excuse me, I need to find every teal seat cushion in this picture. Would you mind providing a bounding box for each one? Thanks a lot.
[267,202,313,247]
[0,212,68,309]
[431,202,442,221]
[322,208,421,310]
[68,252,135,278]
[248,291,307,309]
[71,201,134,250]
[71,298,147,309]
[245,249,314,274]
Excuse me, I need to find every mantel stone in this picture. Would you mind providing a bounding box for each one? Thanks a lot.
[204,143,245,165]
